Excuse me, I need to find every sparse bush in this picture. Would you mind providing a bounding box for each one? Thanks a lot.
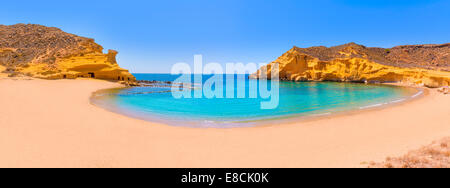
[20,64,30,68]
[368,137,450,168]
[8,72,19,77]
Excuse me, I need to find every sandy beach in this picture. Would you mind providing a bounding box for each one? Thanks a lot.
[0,78,449,168]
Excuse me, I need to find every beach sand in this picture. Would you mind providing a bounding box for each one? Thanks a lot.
[0,78,449,168]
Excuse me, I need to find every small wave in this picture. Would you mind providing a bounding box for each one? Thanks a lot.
[311,112,332,116]
[119,90,172,96]
[411,91,423,98]
[93,93,107,97]
[391,99,406,103]
[202,120,216,124]
[359,103,384,109]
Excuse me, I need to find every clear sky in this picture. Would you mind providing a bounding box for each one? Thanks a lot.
[1,0,449,73]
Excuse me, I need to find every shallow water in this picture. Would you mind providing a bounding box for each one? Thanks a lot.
[91,74,420,127]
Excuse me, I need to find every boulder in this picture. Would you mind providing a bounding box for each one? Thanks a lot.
[438,86,449,94]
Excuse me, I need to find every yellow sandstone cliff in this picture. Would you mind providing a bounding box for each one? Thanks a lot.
[18,49,136,82]
[251,43,450,88]
[0,64,6,77]
[0,24,136,82]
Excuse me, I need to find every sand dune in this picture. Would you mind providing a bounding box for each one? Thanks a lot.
[0,78,449,168]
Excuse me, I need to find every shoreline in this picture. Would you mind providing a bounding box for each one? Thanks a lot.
[0,78,448,167]
[259,86,427,128]
[90,81,424,128]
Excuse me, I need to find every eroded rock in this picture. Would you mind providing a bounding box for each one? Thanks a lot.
[0,24,136,83]
[438,86,449,94]
[251,43,450,88]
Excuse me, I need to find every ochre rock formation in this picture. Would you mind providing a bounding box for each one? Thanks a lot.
[251,43,450,88]
[0,24,136,82]
[0,64,6,77]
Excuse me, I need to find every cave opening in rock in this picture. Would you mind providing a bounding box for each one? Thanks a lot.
[88,72,95,78]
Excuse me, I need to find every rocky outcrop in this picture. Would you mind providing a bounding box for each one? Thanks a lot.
[438,86,449,94]
[386,44,450,70]
[251,43,450,88]
[0,64,6,77]
[0,24,136,82]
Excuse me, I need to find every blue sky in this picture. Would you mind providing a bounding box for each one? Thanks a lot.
[1,0,449,73]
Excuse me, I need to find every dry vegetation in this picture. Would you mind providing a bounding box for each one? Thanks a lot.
[368,137,450,168]
[293,42,450,70]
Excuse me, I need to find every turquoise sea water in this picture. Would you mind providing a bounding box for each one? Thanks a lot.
[91,74,421,127]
